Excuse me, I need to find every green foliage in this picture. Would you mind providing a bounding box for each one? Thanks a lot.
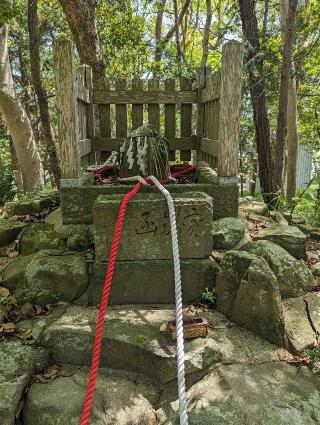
[0,2,21,26]
[278,184,320,228]
[0,164,17,206]
[201,287,216,305]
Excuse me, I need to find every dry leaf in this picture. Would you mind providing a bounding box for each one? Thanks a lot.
[277,348,309,366]
[34,364,60,383]
[0,287,10,298]
[159,323,167,332]
[2,322,15,333]
[18,330,33,341]
[7,250,19,258]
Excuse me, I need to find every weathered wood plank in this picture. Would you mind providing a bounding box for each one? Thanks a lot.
[93,89,197,104]
[116,79,127,138]
[164,79,176,161]
[201,71,220,103]
[148,79,160,131]
[218,41,244,178]
[200,137,219,157]
[94,136,197,152]
[79,138,92,157]
[196,67,206,161]
[180,77,192,161]
[96,79,111,138]
[77,85,90,103]
[53,39,81,179]
[132,78,143,130]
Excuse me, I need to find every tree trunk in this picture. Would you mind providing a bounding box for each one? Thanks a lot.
[286,70,299,197]
[282,0,299,198]
[0,19,43,192]
[273,0,298,191]
[173,0,183,75]
[200,0,213,69]
[28,0,61,189]
[238,0,274,207]
[155,0,167,64]
[58,0,105,80]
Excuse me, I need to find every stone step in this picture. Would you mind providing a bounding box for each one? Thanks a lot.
[23,366,159,425]
[42,305,279,385]
[157,362,320,425]
[85,258,216,305]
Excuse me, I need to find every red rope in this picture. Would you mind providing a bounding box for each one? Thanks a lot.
[79,182,142,425]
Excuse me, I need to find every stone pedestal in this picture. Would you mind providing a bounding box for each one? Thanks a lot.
[93,192,213,261]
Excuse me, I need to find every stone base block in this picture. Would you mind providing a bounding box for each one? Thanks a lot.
[80,258,216,305]
[93,192,213,261]
[61,181,238,224]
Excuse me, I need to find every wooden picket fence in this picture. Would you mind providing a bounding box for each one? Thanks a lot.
[53,39,243,182]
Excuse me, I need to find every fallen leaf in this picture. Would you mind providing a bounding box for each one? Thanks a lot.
[7,250,19,258]
[0,287,10,298]
[277,348,309,366]
[2,322,15,333]
[159,323,167,332]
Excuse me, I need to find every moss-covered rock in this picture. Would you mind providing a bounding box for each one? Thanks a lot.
[239,198,269,217]
[23,367,159,425]
[0,341,48,425]
[19,223,61,255]
[56,224,92,251]
[0,219,27,247]
[252,224,307,259]
[312,263,320,278]
[4,192,59,217]
[241,240,315,298]
[157,363,320,425]
[215,251,285,345]
[2,250,88,306]
[212,217,246,250]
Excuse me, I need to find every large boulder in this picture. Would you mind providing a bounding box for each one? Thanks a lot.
[0,341,48,425]
[2,250,88,306]
[19,223,61,255]
[56,224,93,251]
[0,220,27,247]
[312,262,320,278]
[157,362,320,425]
[215,251,285,345]
[42,305,222,384]
[4,192,59,217]
[253,224,307,259]
[212,217,246,250]
[241,240,315,298]
[239,198,269,217]
[282,292,320,352]
[23,367,159,425]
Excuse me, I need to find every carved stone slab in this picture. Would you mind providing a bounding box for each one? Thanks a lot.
[93,192,213,261]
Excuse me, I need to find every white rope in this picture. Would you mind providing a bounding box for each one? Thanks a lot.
[114,174,188,424]
[118,176,149,186]
[148,175,188,425]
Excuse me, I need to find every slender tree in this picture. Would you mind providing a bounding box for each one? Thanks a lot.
[238,0,274,206]
[200,0,213,70]
[273,0,298,192]
[28,0,61,188]
[0,0,43,191]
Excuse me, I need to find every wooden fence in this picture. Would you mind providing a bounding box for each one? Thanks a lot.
[53,39,243,182]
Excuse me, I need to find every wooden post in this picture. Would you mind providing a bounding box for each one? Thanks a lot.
[53,39,81,182]
[80,64,95,164]
[217,41,244,181]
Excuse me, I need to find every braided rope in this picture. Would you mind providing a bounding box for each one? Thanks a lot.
[79,182,142,425]
[148,176,189,425]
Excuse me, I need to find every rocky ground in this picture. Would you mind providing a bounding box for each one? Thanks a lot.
[1,194,320,424]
